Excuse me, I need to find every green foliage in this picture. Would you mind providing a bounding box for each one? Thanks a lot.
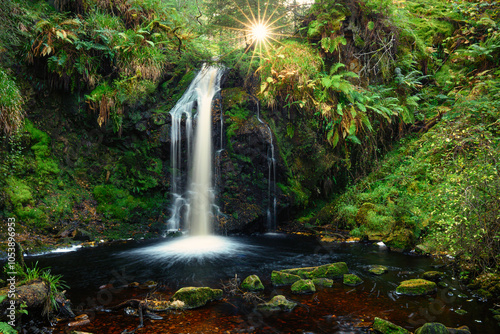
[24,120,60,176]
[93,185,144,220]
[0,67,24,134]
[0,322,18,334]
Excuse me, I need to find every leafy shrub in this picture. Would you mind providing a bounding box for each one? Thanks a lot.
[93,185,144,219]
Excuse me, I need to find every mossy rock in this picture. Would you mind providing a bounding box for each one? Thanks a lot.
[415,323,449,334]
[454,309,467,315]
[241,275,264,291]
[291,279,316,294]
[355,203,377,226]
[257,295,296,313]
[422,271,445,282]
[384,228,415,252]
[447,326,471,334]
[467,273,500,299]
[343,274,363,287]
[369,265,388,275]
[271,271,301,286]
[312,278,333,287]
[396,279,436,296]
[280,262,348,279]
[372,317,411,334]
[170,287,222,309]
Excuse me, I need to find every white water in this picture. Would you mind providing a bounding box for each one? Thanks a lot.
[167,65,223,235]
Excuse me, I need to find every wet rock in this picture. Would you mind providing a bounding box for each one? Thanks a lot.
[280,262,349,279]
[415,322,449,334]
[343,274,363,287]
[291,279,316,294]
[454,309,467,315]
[72,228,92,241]
[369,265,388,275]
[257,295,296,312]
[139,280,158,289]
[396,279,437,296]
[422,271,445,282]
[372,317,411,334]
[312,278,333,287]
[438,281,448,288]
[170,287,222,309]
[241,275,264,291]
[271,271,301,286]
[447,326,471,334]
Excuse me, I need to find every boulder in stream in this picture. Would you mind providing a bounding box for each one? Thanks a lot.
[396,279,437,296]
[415,322,450,334]
[291,279,316,294]
[271,271,301,286]
[241,275,264,291]
[170,287,222,309]
[343,274,363,286]
[257,295,296,312]
[422,271,445,282]
[372,317,411,334]
[312,278,333,287]
[369,265,388,275]
[279,262,349,279]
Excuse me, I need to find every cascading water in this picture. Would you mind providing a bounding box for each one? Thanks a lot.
[256,103,277,231]
[167,65,223,235]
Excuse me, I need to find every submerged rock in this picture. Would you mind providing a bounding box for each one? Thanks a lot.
[343,274,363,286]
[415,322,449,334]
[280,262,349,279]
[170,287,222,309]
[372,317,411,334]
[271,271,301,286]
[447,326,471,334]
[454,309,468,315]
[369,265,388,275]
[396,279,437,296]
[422,271,445,282]
[241,275,264,291]
[291,279,316,294]
[312,278,333,287]
[257,295,296,312]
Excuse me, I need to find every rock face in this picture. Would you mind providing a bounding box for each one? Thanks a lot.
[396,279,437,296]
[372,317,411,334]
[257,295,296,312]
[414,323,450,334]
[170,287,222,309]
[241,275,264,291]
[291,279,316,294]
[369,265,388,275]
[343,274,363,286]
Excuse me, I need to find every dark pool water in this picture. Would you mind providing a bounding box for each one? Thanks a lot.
[18,233,499,333]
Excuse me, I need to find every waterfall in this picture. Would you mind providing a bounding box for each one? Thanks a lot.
[167,65,223,235]
[256,103,277,231]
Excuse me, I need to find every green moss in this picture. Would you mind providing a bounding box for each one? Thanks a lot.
[291,279,316,294]
[281,262,349,279]
[241,275,264,291]
[396,279,437,296]
[422,271,445,282]
[5,177,33,207]
[369,265,388,275]
[257,295,296,312]
[93,185,144,220]
[414,323,449,334]
[170,287,223,309]
[343,274,363,287]
[25,120,59,176]
[312,278,334,287]
[271,271,301,286]
[373,317,411,334]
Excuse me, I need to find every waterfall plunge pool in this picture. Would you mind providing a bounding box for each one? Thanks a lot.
[16,234,499,333]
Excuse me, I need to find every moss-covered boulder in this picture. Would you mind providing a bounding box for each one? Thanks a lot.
[312,278,333,287]
[271,271,301,286]
[369,265,388,275]
[241,275,264,291]
[422,271,445,282]
[355,203,377,225]
[343,274,363,286]
[257,295,296,313]
[384,228,415,252]
[170,287,222,309]
[396,279,437,296]
[372,317,411,334]
[280,262,348,279]
[291,279,316,294]
[415,323,449,334]
[447,326,471,334]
